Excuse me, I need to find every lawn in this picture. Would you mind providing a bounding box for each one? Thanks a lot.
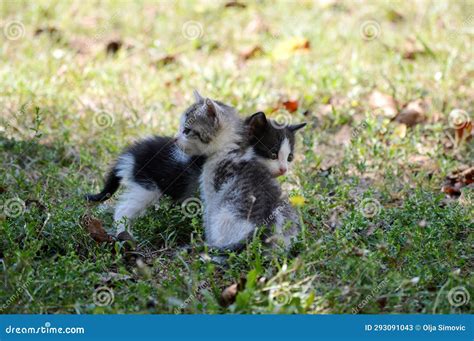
[0,0,472,314]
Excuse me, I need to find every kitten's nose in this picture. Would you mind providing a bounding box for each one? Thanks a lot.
[279,167,287,175]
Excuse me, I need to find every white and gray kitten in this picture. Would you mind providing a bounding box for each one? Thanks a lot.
[176,93,305,250]
[86,91,304,240]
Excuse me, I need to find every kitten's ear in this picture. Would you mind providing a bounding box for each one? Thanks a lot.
[204,98,218,119]
[246,111,267,136]
[288,122,307,132]
[193,89,204,102]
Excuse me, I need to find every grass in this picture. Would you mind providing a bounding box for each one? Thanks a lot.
[0,0,473,314]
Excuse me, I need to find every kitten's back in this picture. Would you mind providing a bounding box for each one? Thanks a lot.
[125,136,204,200]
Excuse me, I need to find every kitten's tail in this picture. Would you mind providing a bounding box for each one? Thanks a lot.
[84,168,121,202]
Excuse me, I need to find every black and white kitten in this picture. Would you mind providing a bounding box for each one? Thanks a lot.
[85,91,304,238]
[176,95,305,250]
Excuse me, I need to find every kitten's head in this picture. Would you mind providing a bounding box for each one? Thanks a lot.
[176,90,240,156]
[245,112,306,177]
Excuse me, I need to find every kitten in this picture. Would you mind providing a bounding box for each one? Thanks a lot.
[85,91,303,239]
[176,95,306,250]
[245,111,306,177]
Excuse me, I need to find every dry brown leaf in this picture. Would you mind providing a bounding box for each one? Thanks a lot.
[106,40,122,55]
[239,45,263,60]
[273,37,310,59]
[81,214,113,243]
[220,283,238,307]
[403,47,425,60]
[442,166,474,198]
[154,55,177,67]
[447,166,474,186]
[455,121,472,146]
[224,1,246,8]
[395,99,426,127]
[441,185,462,198]
[369,90,397,118]
[402,39,425,60]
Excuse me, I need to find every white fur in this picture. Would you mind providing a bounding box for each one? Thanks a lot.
[241,147,255,161]
[113,153,161,235]
[114,184,161,235]
[206,206,255,248]
[171,146,190,164]
[115,153,135,185]
[256,137,292,176]
[200,157,256,249]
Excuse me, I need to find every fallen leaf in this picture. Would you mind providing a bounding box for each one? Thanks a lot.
[386,9,404,23]
[282,100,299,113]
[34,26,62,42]
[402,38,425,60]
[454,119,472,147]
[447,166,474,186]
[403,47,425,60]
[273,37,310,59]
[239,45,263,60]
[369,90,397,118]
[106,40,122,55]
[224,1,246,8]
[81,214,113,243]
[220,283,238,307]
[441,185,461,198]
[392,123,407,138]
[395,99,426,127]
[154,54,177,67]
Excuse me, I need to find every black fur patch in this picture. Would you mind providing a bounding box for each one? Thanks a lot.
[126,136,205,200]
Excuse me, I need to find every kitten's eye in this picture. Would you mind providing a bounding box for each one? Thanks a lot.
[271,153,278,160]
[183,128,191,135]
[287,153,294,162]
